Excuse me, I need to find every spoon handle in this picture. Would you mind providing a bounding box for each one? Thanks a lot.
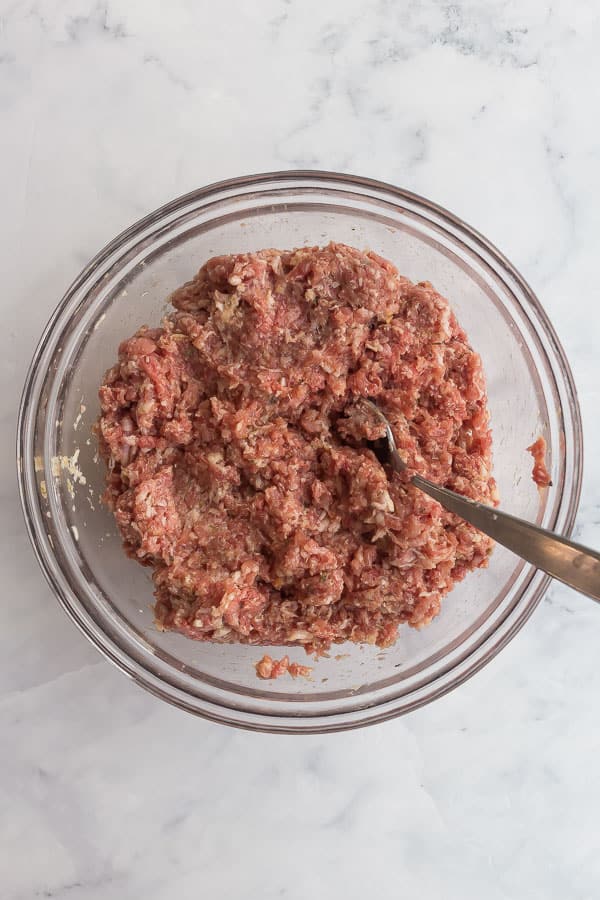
[411,473,600,602]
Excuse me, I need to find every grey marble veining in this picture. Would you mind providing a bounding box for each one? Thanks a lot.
[2,1,600,897]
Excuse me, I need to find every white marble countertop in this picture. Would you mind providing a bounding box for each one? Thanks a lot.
[3,1,600,897]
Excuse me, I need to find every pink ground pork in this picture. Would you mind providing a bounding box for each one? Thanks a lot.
[97,243,497,659]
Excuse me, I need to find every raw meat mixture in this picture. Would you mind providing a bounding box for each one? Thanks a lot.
[97,243,497,656]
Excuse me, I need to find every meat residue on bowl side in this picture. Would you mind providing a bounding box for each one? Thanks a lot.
[254,654,313,680]
[96,243,497,660]
[527,436,552,488]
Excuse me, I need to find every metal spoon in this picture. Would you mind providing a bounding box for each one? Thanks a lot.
[365,400,600,602]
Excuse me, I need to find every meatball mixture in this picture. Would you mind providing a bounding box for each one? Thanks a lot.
[97,243,497,655]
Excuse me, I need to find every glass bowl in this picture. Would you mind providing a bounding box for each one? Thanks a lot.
[17,171,582,733]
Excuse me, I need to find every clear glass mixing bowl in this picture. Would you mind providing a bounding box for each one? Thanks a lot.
[17,172,582,733]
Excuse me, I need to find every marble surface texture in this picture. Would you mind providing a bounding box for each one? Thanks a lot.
[3,1,600,897]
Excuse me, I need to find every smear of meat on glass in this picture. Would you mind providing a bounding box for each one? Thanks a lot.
[96,243,497,660]
[527,436,552,488]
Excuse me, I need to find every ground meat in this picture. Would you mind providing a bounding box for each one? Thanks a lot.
[527,436,552,488]
[255,654,313,680]
[97,243,497,656]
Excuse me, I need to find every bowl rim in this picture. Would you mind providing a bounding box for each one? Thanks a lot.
[17,169,583,733]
